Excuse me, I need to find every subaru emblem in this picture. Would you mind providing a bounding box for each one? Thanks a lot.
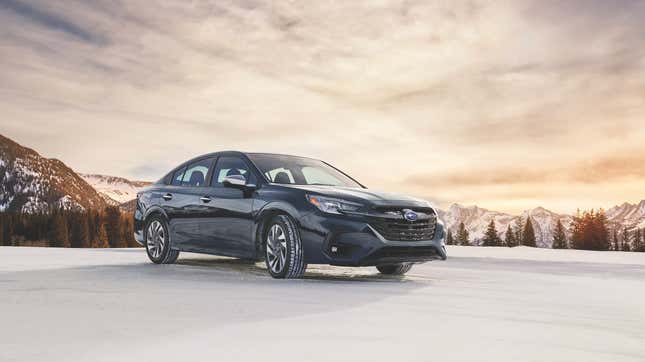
[403,209,418,222]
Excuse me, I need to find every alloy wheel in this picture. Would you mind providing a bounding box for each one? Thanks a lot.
[146,220,165,258]
[266,224,287,274]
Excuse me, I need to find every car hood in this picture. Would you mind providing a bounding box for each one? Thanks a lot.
[276,184,431,207]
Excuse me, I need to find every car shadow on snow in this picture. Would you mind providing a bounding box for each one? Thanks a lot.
[174,256,433,283]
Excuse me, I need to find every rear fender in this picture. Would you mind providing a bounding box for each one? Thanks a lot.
[135,206,170,245]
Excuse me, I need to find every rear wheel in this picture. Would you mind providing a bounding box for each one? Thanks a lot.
[145,216,179,264]
[264,215,307,279]
[376,263,413,275]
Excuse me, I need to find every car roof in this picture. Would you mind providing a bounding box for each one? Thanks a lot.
[189,151,322,161]
[172,151,320,170]
[245,152,321,161]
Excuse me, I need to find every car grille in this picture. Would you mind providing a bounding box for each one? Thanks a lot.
[369,207,437,241]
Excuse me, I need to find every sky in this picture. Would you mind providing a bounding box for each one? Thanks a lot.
[1,0,645,214]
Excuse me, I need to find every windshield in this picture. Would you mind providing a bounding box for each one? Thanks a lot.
[247,154,362,188]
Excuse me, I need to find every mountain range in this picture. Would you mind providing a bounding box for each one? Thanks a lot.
[79,174,151,205]
[440,202,645,248]
[1,134,643,247]
[0,134,147,212]
[0,134,106,212]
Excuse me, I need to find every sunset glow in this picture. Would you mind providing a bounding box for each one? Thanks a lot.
[1,0,644,213]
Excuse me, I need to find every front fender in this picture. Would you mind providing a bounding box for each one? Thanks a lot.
[251,200,309,258]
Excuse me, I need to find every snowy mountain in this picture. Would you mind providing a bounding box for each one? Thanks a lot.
[438,204,516,244]
[439,202,642,248]
[606,201,645,231]
[80,174,151,205]
[0,134,106,212]
[439,204,572,248]
[520,207,574,248]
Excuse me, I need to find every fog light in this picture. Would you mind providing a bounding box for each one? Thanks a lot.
[331,246,338,253]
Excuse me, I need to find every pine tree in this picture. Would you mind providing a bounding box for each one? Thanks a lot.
[87,210,100,242]
[50,213,70,248]
[122,216,138,248]
[23,213,35,241]
[2,213,14,246]
[514,218,523,245]
[457,222,470,246]
[571,210,583,249]
[611,229,619,251]
[552,219,567,249]
[69,213,79,247]
[522,217,537,247]
[70,212,91,248]
[582,210,594,249]
[104,206,125,248]
[87,210,96,241]
[92,223,110,248]
[446,229,454,245]
[482,219,501,247]
[634,229,642,252]
[593,209,610,251]
[0,214,4,246]
[622,227,631,252]
[504,225,516,247]
[79,213,91,248]
[569,209,609,251]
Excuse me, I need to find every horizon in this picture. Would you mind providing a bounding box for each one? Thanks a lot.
[2,1,645,214]
[3,130,644,217]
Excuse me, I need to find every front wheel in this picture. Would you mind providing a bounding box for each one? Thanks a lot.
[376,263,413,275]
[264,215,307,279]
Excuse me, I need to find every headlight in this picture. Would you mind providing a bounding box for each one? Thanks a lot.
[306,195,362,215]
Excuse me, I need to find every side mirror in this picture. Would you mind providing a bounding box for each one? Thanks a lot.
[222,174,247,188]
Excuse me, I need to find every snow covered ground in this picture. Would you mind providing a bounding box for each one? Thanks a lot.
[1,246,644,362]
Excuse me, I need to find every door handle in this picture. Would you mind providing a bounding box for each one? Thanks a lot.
[200,196,212,203]
[162,193,173,201]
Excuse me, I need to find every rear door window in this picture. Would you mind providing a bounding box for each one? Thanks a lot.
[181,158,215,187]
[171,166,187,186]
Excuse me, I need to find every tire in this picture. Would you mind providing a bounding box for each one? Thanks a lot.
[376,263,413,275]
[144,216,179,264]
[264,215,307,279]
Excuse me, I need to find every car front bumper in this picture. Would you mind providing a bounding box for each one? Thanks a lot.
[298,212,447,266]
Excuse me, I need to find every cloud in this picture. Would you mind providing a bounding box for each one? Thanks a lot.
[0,0,644,213]
[0,0,107,45]
[406,147,645,187]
